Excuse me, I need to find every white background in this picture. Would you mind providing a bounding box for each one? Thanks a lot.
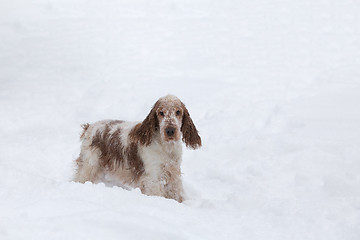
[1,0,359,239]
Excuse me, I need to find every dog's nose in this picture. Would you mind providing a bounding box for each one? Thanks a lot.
[165,127,175,137]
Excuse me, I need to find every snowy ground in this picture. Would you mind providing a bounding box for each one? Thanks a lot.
[1,0,360,239]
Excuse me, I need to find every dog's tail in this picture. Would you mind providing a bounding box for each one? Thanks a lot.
[80,123,90,140]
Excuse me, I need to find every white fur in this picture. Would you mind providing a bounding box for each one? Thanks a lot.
[138,135,183,197]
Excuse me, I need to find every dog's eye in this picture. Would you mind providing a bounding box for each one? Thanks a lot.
[159,111,164,116]
[176,110,181,116]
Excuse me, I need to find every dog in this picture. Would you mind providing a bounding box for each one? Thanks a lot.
[74,95,201,202]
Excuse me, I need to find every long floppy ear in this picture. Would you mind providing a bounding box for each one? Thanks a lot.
[181,102,202,149]
[130,102,159,146]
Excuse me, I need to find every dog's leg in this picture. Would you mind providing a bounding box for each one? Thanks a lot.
[74,148,103,183]
[164,175,184,203]
[139,175,164,198]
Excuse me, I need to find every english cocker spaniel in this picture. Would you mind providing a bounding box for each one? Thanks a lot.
[74,95,201,202]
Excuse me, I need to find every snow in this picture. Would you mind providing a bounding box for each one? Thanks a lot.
[1,0,360,239]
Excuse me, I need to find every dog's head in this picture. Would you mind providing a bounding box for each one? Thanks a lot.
[131,95,201,149]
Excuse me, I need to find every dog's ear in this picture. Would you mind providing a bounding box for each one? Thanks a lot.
[130,102,159,146]
[181,102,202,149]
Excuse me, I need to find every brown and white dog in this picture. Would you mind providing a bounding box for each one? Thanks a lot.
[74,95,201,202]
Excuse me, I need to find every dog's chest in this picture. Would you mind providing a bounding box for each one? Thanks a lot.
[138,141,182,177]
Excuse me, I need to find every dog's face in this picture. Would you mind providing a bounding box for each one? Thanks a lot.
[131,95,202,149]
[155,95,183,143]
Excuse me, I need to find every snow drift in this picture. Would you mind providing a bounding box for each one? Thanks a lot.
[0,0,359,239]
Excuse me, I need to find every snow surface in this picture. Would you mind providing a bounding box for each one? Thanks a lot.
[1,0,360,239]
